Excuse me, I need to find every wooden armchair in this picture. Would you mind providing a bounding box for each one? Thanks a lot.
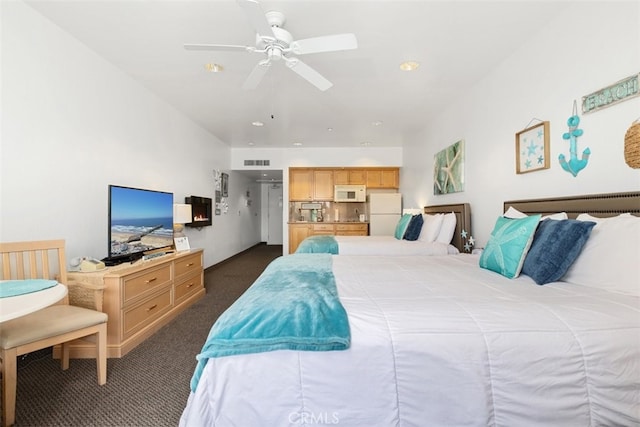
[0,240,108,427]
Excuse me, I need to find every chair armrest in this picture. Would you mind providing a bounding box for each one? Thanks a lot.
[66,280,106,312]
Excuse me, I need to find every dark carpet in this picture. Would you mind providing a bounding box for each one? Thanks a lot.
[10,243,283,427]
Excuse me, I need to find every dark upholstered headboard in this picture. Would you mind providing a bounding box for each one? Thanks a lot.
[423,203,471,253]
[504,191,640,219]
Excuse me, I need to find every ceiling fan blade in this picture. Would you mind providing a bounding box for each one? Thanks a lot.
[242,61,271,90]
[285,59,332,91]
[290,33,358,55]
[237,0,274,40]
[184,43,251,52]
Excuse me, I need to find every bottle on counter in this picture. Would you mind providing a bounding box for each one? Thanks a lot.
[334,208,339,222]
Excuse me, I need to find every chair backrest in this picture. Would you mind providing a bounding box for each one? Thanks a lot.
[0,239,69,302]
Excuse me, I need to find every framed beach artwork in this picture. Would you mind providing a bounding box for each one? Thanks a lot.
[434,139,465,195]
[516,121,550,174]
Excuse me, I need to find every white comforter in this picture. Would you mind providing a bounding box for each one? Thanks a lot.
[334,235,455,255]
[181,255,639,426]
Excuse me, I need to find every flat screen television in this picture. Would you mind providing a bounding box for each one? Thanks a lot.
[106,185,174,265]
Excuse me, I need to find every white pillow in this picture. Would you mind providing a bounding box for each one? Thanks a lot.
[563,214,639,295]
[503,206,527,218]
[435,212,457,244]
[576,212,632,222]
[504,206,567,220]
[418,213,444,242]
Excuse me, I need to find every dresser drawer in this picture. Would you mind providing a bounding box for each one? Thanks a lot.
[175,271,203,303]
[123,288,171,338]
[335,223,368,232]
[122,264,171,304]
[175,253,203,277]
[312,224,334,232]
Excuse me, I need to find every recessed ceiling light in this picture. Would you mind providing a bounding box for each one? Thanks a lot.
[372,120,383,126]
[293,141,303,146]
[252,121,264,127]
[248,141,255,146]
[361,141,372,146]
[327,127,334,132]
[399,61,420,71]
[205,63,224,73]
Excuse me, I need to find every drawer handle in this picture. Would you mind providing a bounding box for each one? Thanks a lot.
[186,262,194,267]
[145,277,157,284]
[146,304,158,312]
[186,283,194,288]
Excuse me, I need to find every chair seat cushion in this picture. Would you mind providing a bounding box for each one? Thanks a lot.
[0,305,108,349]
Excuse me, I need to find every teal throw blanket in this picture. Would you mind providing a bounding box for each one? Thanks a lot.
[0,279,58,298]
[295,235,339,254]
[190,253,350,392]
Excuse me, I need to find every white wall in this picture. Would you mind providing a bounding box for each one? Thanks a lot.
[402,1,640,247]
[0,2,262,268]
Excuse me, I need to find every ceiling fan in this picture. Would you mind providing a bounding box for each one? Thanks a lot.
[184,0,358,91]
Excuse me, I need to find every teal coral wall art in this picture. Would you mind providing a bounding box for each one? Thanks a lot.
[516,121,550,174]
[434,140,464,195]
[559,100,590,177]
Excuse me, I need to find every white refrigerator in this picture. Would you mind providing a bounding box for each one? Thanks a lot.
[369,193,402,236]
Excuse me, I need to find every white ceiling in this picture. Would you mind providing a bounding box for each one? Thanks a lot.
[24,0,568,182]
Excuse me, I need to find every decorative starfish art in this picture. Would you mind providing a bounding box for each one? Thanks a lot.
[434,140,465,195]
[461,229,475,252]
[559,101,590,177]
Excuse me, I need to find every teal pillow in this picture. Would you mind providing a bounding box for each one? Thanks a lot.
[403,214,424,241]
[521,219,596,285]
[479,214,541,279]
[394,214,413,239]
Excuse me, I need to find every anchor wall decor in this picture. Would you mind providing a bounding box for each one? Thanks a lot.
[559,100,590,177]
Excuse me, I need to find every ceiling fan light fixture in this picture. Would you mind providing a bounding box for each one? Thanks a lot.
[184,0,358,92]
[252,121,264,127]
[400,61,420,71]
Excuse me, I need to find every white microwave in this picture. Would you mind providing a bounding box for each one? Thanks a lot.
[334,185,366,202]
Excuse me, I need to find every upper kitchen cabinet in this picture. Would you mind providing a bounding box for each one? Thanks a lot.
[289,168,334,201]
[333,169,349,185]
[313,170,334,200]
[348,169,367,185]
[289,167,400,200]
[366,168,399,189]
[333,169,366,185]
[289,169,313,200]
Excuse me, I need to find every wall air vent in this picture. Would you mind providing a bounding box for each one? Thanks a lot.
[244,160,271,166]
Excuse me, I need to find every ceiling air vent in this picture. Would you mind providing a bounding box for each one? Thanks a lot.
[244,160,271,166]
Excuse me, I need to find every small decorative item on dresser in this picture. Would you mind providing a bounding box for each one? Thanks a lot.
[624,119,640,169]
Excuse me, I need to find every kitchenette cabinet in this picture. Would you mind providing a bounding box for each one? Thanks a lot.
[288,222,369,253]
[289,167,399,200]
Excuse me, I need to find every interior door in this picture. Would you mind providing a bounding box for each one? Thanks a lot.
[267,184,283,245]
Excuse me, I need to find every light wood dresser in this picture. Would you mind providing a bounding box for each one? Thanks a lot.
[60,249,205,358]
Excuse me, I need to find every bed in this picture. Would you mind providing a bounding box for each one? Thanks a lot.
[181,192,640,427]
[296,202,472,255]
